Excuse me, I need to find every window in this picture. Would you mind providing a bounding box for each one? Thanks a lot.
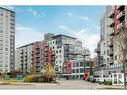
[50,42,52,45]
[59,50,62,53]
[0,64,2,67]
[55,55,58,59]
[104,51,105,55]
[5,48,8,51]
[76,62,79,67]
[59,55,62,58]
[115,55,117,60]
[80,68,84,73]
[56,50,58,53]
[72,69,75,73]
[80,62,84,67]
[76,69,79,73]
[52,46,54,49]
[59,60,62,63]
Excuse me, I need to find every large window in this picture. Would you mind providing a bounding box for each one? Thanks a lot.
[73,62,76,67]
[59,50,62,53]
[72,69,75,73]
[80,68,84,73]
[76,69,79,73]
[76,62,79,67]
[80,62,84,67]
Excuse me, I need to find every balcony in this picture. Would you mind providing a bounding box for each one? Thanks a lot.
[36,50,40,54]
[107,41,113,47]
[51,58,55,61]
[45,48,48,52]
[36,54,40,58]
[51,51,55,56]
[117,22,124,30]
[95,48,100,53]
[117,11,125,20]
[108,28,115,36]
[108,49,114,55]
[117,6,125,11]
[107,59,114,65]
[108,10,114,18]
[107,19,114,27]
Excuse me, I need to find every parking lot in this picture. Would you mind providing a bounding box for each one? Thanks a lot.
[0,80,99,90]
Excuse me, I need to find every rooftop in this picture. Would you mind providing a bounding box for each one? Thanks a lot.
[52,34,77,39]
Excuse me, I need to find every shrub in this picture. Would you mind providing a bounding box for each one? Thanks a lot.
[24,75,33,82]
[24,75,54,83]
[104,81,112,85]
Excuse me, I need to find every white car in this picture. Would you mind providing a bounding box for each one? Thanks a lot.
[99,76,112,83]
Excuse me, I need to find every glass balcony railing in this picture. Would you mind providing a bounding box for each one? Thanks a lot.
[108,28,114,36]
[117,11,125,19]
[108,19,114,27]
[117,22,123,30]
[108,10,114,18]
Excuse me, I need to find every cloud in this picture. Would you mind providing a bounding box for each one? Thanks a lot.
[67,12,89,21]
[15,24,44,48]
[27,7,46,18]
[58,25,100,58]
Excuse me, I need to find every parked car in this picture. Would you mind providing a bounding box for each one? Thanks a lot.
[89,76,96,83]
[98,76,112,84]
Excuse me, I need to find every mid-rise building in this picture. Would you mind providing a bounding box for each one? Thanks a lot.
[0,7,15,73]
[42,33,91,79]
[16,33,91,79]
[15,42,42,75]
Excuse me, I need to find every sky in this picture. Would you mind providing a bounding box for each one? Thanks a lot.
[2,6,106,58]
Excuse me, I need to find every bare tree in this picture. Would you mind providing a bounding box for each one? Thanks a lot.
[113,26,127,89]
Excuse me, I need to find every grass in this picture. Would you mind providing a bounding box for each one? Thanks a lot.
[0,78,23,82]
[97,88,124,90]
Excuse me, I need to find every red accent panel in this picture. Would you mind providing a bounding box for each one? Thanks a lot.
[48,48,52,64]
[83,72,88,80]
[93,58,96,68]
[66,60,72,74]
[114,6,120,33]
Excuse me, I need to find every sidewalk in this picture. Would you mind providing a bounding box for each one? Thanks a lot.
[96,85,125,90]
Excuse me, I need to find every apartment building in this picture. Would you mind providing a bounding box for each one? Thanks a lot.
[0,7,15,73]
[42,33,91,79]
[95,5,127,76]
[15,42,42,75]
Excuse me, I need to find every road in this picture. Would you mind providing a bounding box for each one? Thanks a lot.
[0,80,98,90]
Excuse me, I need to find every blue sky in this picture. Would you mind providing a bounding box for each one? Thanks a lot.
[2,6,106,57]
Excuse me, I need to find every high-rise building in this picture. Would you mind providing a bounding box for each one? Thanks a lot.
[0,7,15,73]
[95,6,127,76]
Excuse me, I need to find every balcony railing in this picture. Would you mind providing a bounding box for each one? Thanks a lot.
[108,28,115,36]
[117,11,125,19]
[117,22,124,30]
[107,19,114,27]
[109,49,114,55]
[107,41,113,47]
[107,59,114,64]
[108,10,114,18]
[95,48,100,53]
